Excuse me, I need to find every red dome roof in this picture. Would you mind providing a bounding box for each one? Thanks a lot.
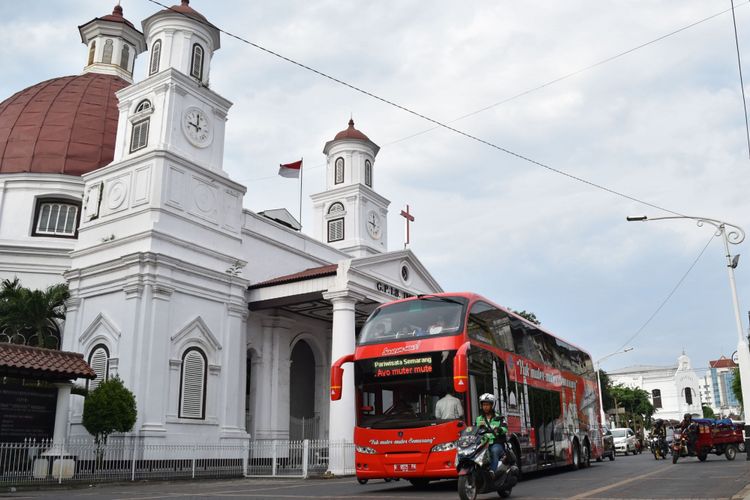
[333,119,371,142]
[163,0,209,23]
[0,73,128,176]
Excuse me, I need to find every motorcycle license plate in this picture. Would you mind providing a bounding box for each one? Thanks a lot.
[393,464,416,472]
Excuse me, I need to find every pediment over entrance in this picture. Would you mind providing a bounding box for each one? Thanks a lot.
[348,249,442,301]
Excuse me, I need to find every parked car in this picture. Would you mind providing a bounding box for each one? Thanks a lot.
[611,427,638,455]
[597,426,616,461]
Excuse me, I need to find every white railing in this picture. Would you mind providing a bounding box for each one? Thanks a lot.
[0,438,354,485]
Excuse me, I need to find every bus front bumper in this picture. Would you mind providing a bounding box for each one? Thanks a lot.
[355,450,457,479]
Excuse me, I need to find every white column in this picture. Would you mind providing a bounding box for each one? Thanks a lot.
[43,382,73,456]
[252,316,292,440]
[324,290,362,475]
[220,301,249,440]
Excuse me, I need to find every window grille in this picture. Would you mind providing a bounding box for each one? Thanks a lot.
[34,202,79,236]
[119,44,130,70]
[130,119,149,152]
[334,158,344,184]
[328,218,344,242]
[149,40,161,75]
[102,39,113,64]
[365,160,372,187]
[652,389,662,408]
[87,345,109,391]
[328,202,344,214]
[88,42,96,65]
[180,348,207,419]
[191,44,204,80]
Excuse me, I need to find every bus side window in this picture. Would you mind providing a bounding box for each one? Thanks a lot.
[468,302,496,346]
[511,318,543,364]
[468,348,506,420]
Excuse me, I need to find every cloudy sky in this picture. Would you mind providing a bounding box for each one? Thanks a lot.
[2,0,750,376]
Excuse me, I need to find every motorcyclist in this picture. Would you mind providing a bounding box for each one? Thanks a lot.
[652,419,666,439]
[475,393,508,475]
[678,413,696,453]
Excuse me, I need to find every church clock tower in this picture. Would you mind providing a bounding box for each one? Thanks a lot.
[64,1,248,447]
[311,119,390,257]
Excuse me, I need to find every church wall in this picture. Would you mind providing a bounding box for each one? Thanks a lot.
[0,174,82,289]
[64,251,248,445]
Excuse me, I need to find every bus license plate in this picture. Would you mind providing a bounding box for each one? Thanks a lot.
[393,464,416,472]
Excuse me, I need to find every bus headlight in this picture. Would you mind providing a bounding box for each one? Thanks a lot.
[431,441,457,452]
[356,445,377,454]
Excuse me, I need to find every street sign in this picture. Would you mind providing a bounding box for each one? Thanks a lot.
[732,350,739,364]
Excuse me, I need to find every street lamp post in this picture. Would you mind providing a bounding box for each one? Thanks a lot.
[627,214,750,459]
[596,347,634,427]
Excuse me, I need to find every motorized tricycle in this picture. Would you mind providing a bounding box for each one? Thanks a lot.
[672,418,744,463]
[456,425,520,500]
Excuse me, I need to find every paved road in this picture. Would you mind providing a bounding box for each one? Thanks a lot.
[2,452,749,499]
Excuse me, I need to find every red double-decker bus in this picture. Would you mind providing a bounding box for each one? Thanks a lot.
[330,293,603,486]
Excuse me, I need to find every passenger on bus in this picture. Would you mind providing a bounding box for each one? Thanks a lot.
[435,387,464,420]
[476,393,507,475]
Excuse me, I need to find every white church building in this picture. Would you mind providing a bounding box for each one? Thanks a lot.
[0,1,442,464]
[607,352,703,422]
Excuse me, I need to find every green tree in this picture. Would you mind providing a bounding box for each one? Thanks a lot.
[513,310,540,325]
[609,384,655,422]
[731,367,742,406]
[0,278,69,348]
[82,377,137,445]
[702,405,716,418]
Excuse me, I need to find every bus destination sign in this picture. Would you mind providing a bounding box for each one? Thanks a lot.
[373,356,433,378]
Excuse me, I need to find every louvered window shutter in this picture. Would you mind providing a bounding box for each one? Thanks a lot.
[88,347,108,391]
[180,350,206,419]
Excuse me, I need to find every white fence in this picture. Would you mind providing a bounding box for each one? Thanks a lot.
[0,438,355,485]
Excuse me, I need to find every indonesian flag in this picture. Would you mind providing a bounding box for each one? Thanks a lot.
[278,159,302,178]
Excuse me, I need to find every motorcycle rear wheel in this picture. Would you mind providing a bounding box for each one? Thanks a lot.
[458,475,478,500]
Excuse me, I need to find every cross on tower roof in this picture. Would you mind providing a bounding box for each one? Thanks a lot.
[400,204,415,249]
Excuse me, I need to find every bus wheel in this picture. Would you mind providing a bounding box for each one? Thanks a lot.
[569,443,581,470]
[581,442,591,468]
[357,478,368,485]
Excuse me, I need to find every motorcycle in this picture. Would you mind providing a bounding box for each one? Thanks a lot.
[650,435,668,460]
[456,425,520,500]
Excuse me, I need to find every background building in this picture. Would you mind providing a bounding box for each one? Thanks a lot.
[608,353,703,422]
[701,356,741,418]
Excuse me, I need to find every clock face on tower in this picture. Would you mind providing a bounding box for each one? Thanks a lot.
[182,107,212,147]
[366,210,382,240]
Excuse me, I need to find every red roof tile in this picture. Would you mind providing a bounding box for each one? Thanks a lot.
[0,343,96,380]
[710,357,737,369]
[248,264,338,290]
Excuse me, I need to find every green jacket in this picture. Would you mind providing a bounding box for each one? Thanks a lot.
[475,413,508,444]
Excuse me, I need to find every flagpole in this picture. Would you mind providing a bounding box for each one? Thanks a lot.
[298,157,303,230]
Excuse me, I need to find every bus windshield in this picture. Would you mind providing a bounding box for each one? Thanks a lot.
[358,297,467,345]
[355,351,459,429]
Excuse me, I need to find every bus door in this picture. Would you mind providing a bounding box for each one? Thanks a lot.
[468,348,506,425]
[527,386,563,466]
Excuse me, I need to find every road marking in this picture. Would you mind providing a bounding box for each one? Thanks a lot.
[568,464,673,499]
[112,480,355,500]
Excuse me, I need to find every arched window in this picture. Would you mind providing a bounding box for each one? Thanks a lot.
[684,387,693,405]
[179,347,207,419]
[87,345,109,391]
[119,44,130,71]
[190,43,204,80]
[102,39,113,64]
[334,157,344,184]
[652,389,662,409]
[135,100,152,113]
[32,198,81,238]
[149,40,161,75]
[88,41,96,66]
[364,160,372,187]
[327,202,345,214]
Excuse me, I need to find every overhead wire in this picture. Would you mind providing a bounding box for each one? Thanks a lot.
[144,0,689,217]
[613,233,717,354]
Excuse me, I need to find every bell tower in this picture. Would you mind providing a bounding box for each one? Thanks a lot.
[311,119,389,257]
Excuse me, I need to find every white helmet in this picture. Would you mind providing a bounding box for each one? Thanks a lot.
[479,393,496,406]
